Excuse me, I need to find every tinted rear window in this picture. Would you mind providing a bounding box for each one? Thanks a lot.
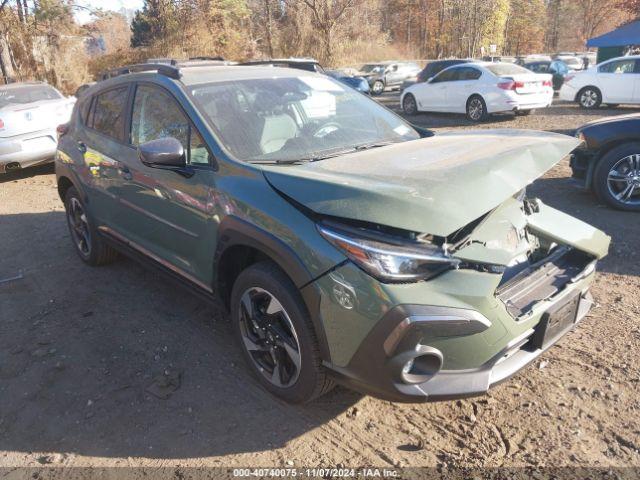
[485,64,532,76]
[0,85,61,107]
[89,87,128,140]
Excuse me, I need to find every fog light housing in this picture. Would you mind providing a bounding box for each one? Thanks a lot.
[391,346,443,385]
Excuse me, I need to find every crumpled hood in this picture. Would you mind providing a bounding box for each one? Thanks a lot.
[261,129,580,237]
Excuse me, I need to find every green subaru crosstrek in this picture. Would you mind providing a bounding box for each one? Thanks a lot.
[56,60,610,403]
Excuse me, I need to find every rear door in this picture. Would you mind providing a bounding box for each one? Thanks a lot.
[111,82,217,286]
[76,84,132,227]
[447,66,482,112]
[597,58,638,103]
[414,68,458,111]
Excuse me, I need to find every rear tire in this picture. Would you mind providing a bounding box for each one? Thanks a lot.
[64,186,118,266]
[402,93,418,115]
[371,80,385,96]
[230,261,334,403]
[578,87,601,109]
[515,109,534,116]
[592,142,640,211]
[466,95,489,122]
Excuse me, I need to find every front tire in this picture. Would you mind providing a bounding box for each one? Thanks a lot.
[64,186,118,266]
[466,95,488,122]
[371,80,385,96]
[593,143,640,211]
[230,261,334,403]
[578,87,601,109]
[402,93,418,115]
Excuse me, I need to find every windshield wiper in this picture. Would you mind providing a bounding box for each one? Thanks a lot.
[354,140,399,151]
[307,141,400,162]
[247,141,400,165]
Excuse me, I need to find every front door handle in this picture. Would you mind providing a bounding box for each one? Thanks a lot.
[119,164,133,181]
[77,142,87,154]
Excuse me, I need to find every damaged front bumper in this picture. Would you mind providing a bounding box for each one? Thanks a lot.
[309,200,610,402]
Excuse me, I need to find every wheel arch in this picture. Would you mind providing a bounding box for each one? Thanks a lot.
[466,93,485,106]
[214,216,332,361]
[576,85,601,103]
[57,175,75,202]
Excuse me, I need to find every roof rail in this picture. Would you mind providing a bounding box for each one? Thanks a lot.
[100,58,236,81]
[100,63,182,81]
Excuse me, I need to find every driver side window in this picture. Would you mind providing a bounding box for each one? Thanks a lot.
[130,85,211,165]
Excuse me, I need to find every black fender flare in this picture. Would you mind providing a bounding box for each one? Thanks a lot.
[214,215,333,362]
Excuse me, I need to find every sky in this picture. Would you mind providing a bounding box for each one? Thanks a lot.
[74,0,144,24]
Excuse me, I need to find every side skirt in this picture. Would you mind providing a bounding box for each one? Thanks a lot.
[98,227,219,307]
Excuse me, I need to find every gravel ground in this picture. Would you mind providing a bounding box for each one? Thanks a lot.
[0,98,639,477]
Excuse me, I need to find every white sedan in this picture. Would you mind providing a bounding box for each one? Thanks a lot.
[559,55,640,109]
[0,82,75,174]
[401,62,553,121]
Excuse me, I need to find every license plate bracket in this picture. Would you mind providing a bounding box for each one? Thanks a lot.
[529,293,580,350]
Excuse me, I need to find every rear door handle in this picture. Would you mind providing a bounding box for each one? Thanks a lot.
[77,142,87,154]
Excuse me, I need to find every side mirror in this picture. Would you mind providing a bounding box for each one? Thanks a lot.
[139,137,186,169]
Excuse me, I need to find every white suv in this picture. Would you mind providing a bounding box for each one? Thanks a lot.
[559,55,640,108]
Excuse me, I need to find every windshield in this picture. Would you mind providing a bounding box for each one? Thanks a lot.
[0,85,61,108]
[485,64,532,76]
[189,75,420,163]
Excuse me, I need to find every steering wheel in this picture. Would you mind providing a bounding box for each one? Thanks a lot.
[313,122,341,138]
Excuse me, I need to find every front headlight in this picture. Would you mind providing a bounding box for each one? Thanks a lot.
[318,222,460,282]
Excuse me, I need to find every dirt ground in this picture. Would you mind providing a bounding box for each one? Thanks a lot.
[1,99,639,476]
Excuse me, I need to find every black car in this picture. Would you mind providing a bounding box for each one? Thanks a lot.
[239,58,325,73]
[571,114,640,211]
[523,60,570,91]
[416,59,473,83]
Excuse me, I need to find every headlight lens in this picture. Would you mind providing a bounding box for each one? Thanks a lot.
[318,222,460,282]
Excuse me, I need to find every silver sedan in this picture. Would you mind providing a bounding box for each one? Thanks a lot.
[0,82,75,174]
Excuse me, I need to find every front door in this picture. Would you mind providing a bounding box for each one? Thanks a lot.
[111,83,218,287]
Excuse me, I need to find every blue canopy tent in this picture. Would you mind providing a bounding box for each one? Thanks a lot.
[587,20,640,63]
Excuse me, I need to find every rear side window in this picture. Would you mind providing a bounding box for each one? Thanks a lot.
[0,85,61,108]
[485,63,531,76]
[598,59,637,74]
[89,87,128,140]
[131,85,211,165]
[459,67,482,80]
